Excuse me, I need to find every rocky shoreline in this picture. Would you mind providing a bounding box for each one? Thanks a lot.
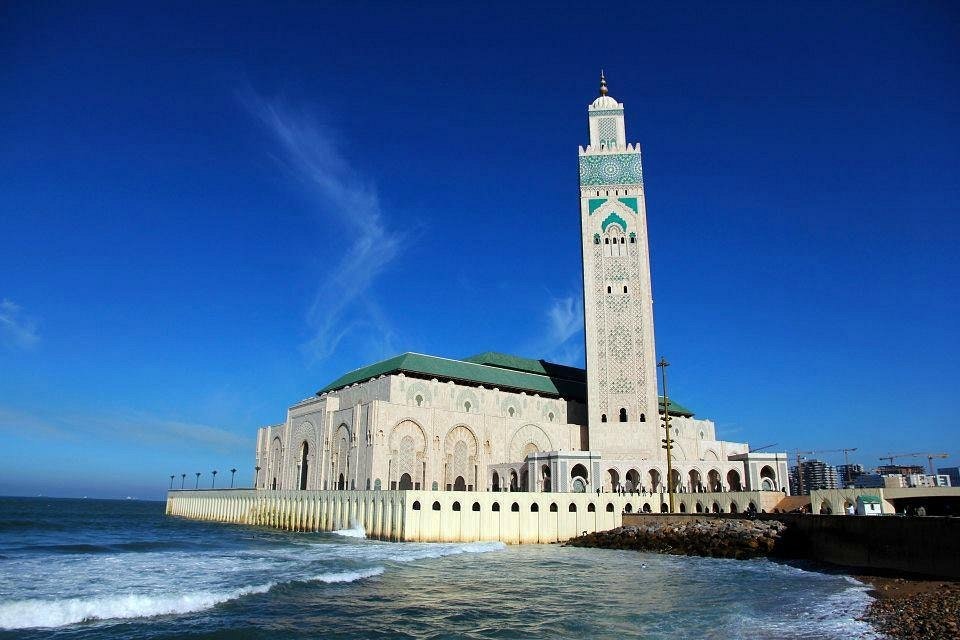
[566,519,789,559]
[567,521,960,640]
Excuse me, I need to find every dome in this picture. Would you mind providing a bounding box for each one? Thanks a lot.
[590,95,619,109]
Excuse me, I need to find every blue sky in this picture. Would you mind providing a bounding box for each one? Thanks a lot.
[1,2,957,499]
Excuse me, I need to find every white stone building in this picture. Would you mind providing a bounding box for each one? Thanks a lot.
[253,75,789,508]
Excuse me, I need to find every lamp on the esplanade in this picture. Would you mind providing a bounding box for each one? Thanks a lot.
[169,475,174,489]
[195,472,201,489]
[230,468,237,488]
[180,473,186,489]
[211,470,218,489]
[255,466,261,488]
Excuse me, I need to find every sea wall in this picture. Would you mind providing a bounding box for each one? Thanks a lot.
[167,489,669,543]
[622,513,960,579]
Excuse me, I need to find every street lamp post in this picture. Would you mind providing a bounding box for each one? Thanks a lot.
[230,468,237,488]
[181,473,186,489]
[657,357,676,514]
[169,475,174,489]
[195,472,201,489]
[211,470,218,489]
[255,466,261,489]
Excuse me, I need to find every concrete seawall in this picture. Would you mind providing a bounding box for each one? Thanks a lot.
[623,513,960,579]
[166,489,776,544]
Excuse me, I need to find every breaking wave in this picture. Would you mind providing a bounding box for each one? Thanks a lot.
[332,525,366,539]
[0,568,385,630]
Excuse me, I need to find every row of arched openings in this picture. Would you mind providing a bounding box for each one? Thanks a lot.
[411,501,622,513]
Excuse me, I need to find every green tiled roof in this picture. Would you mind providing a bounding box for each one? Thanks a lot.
[316,351,695,417]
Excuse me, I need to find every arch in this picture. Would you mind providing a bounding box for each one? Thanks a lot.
[639,413,645,422]
[707,469,722,492]
[626,468,641,492]
[509,469,519,491]
[508,424,553,462]
[519,466,529,492]
[680,503,687,513]
[703,449,720,461]
[453,501,461,511]
[531,503,539,512]
[760,465,777,491]
[571,477,587,493]
[819,499,832,515]
[571,464,589,481]
[549,502,558,513]
[432,501,441,511]
[606,503,614,512]
[472,502,480,511]
[688,469,703,493]
[492,502,500,512]
[619,407,627,422]
[412,500,421,510]
[670,469,682,493]
[587,503,596,513]
[492,471,500,491]
[748,501,758,513]
[642,503,651,513]
[730,502,739,514]
[661,503,669,513]
[298,441,310,490]
[444,425,479,491]
[337,473,346,491]
[727,469,743,491]
[601,414,607,423]
[390,420,426,490]
[606,468,620,492]
[712,502,720,513]
[374,478,381,490]
[568,503,577,512]
[624,503,633,513]
[332,424,351,490]
[453,476,466,491]
[511,502,520,512]
[541,464,551,492]
[399,473,413,490]
[269,436,283,491]
[647,468,661,492]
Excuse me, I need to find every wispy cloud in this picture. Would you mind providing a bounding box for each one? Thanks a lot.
[0,405,251,455]
[527,294,584,365]
[243,94,403,361]
[0,299,39,350]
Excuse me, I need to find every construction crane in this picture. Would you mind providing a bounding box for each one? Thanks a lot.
[794,447,858,495]
[879,452,950,475]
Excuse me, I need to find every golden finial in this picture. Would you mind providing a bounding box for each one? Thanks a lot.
[599,70,608,96]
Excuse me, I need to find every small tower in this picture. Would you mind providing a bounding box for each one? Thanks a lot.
[578,73,659,449]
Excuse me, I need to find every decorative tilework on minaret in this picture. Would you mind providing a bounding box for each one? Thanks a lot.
[579,74,659,439]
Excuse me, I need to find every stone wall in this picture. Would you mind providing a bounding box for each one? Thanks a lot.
[623,512,960,579]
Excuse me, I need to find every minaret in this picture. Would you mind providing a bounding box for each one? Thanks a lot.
[579,73,659,448]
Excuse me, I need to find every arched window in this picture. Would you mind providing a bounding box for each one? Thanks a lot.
[299,441,309,490]
[606,503,615,512]
[639,413,645,422]
[531,503,539,512]
[452,501,461,512]
[413,501,421,510]
[548,412,555,422]
[511,502,519,512]
[399,473,413,490]
[472,502,481,511]
[607,286,612,294]
[604,238,610,245]
[601,414,607,423]
[508,407,515,417]
[415,394,423,407]
[492,502,501,512]
[569,503,577,512]
[492,471,500,491]
[623,285,628,294]
[680,503,687,512]
[619,408,627,422]
[549,502,558,512]
[463,401,471,412]
[620,237,625,244]
[661,503,669,513]
[432,501,441,511]
[587,503,596,512]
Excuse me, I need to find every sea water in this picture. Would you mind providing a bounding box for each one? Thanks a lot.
[0,497,879,639]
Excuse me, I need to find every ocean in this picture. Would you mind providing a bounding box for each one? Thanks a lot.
[0,497,878,639]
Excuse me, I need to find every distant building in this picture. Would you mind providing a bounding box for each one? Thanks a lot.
[877,464,924,476]
[938,467,960,488]
[852,474,902,489]
[837,463,865,487]
[790,459,839,495]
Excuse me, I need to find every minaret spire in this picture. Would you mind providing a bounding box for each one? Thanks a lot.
[599,70,608,96]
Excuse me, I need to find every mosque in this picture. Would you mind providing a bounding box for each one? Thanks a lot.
[252,75,789,507]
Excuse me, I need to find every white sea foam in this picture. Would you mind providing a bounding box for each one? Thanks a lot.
[332,524,367,539]
[0,567,385,630]
[388,541,506,562]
